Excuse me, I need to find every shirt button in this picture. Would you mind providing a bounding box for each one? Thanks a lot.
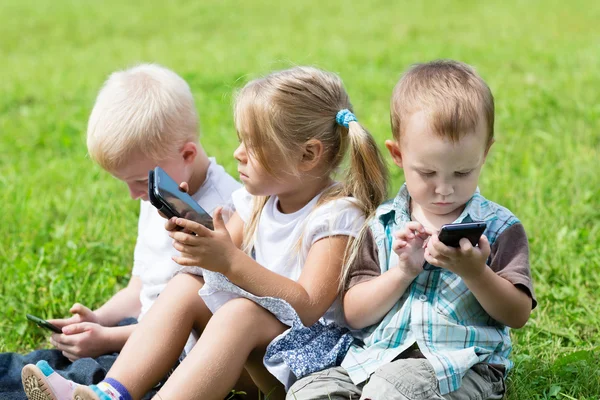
[419,295,427,302]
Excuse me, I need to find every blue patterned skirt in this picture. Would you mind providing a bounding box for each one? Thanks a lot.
[200,270,354,390]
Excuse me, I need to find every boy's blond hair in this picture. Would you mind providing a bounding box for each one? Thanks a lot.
[391,60,494,146]
[87,64,199,171]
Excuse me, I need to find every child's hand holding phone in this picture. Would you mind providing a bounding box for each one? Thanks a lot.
[425,223,491,280]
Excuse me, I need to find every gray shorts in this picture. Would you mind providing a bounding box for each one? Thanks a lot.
[286,359,505,400]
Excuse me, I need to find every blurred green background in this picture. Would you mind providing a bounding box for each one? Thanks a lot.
[1,0,599,398]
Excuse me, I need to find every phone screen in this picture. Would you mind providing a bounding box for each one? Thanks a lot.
[153,167,214,229]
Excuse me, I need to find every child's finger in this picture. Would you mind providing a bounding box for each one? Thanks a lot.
[213,207,226,231]
[405,221,426,234]
[62,322,92,336]
[459,238,475,253]
[175,218,211,237]
[61,351,80,362]
[171,255,199,267]
[392,240,408,251]
[478,234,490,254]
[70,303,94,319]
[179,182,189,193]
[169,231,202,246]
[165,217,179,231]
[430,234,456,256]
[394,229,414,240]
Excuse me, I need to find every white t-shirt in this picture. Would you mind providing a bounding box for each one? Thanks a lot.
[199,186,366,325]
[131,158,240,320]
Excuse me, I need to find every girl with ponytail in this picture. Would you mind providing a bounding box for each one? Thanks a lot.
[70,66,388,400]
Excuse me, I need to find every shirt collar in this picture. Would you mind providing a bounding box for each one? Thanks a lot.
[377,184,489,226]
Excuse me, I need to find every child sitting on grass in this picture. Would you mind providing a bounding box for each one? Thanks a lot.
[17,63,242,400]
[288,60,537,400]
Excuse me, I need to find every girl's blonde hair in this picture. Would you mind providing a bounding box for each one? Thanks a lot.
[87,64,199,172]
[234,66,388,291]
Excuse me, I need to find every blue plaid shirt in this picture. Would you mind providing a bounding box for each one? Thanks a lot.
[342,184,521,394]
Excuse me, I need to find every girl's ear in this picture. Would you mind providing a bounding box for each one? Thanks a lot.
[299,139,324,172]
[180,142,198,165]
[385,140,403,168]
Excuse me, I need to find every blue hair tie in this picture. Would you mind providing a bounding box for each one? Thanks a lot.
[336,109,357,128]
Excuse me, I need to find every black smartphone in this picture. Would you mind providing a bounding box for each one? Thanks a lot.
[26,314,62,334]
[148,167,214,230]
[438,222,487,247]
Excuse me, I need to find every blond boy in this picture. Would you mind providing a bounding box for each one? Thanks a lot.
[288,60,536,399]
[15,64,240,399]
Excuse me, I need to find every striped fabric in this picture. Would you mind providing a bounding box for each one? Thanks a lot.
[342,184,520,394]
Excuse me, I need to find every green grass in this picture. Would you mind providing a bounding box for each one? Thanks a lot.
[1,0,599,398]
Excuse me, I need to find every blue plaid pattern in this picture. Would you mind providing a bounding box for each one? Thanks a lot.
[342,184,520,395]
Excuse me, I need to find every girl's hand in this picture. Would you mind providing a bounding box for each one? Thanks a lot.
[425,233,491,280]
[392,222,432,280]
[169,207,238,274]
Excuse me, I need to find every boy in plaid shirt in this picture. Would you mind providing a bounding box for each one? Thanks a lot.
[287,60,536,399]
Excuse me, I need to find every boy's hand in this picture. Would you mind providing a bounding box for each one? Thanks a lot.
[50,323,111,361]
[48,303,99,330]
[425,233,491,280]
[169,207,238,274]
[392,222,432,280]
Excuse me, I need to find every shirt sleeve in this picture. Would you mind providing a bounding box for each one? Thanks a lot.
[231,187,254,223]
[344,229,381,292]
[309,198,366,245]
[489,222,537,309]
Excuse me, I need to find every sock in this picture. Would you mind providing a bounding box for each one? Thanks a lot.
[93,378,132,400]
[34,360,79,399]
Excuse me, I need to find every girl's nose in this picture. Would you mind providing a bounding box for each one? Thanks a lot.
[233,143,247,162]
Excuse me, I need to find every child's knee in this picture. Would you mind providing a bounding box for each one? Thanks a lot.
[286,367,358,400]
[217,299,286,342]
[361,359,440,400]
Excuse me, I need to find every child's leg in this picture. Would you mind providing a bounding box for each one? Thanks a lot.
[285,366,361,400]
[443,363,504,400]
[360,358,504,400]
[244,347,285,399]
[154,297,287,400]
[104,273,211,399]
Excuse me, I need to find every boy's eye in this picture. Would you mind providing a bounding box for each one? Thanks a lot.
[455,171,472,177]
[419,171,436,177]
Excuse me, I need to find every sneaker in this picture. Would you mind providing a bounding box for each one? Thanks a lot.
[21,363,58,400]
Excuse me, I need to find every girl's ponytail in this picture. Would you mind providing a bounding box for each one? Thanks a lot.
[337,110,388,216]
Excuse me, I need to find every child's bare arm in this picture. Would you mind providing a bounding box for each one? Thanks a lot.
[344,222,431,329]
[225,235,349,326]
[462,267,532,328]
[344,268,413,329]
[169,210,348,326]
[93,276,143,326]
[49,276,142,329]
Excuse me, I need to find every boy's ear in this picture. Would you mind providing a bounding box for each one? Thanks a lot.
[180,142,198,165]
[298,139,324,172]
[385,140,403,168]
[483,138,495,162]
